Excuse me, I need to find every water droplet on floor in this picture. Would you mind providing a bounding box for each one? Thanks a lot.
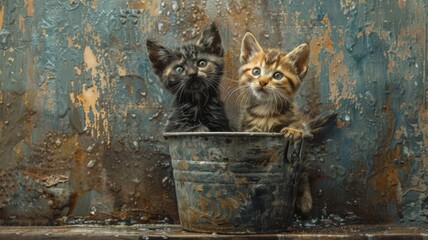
[157,23,164,32]
[171,1,180,11]
[87,159,97,168]
[344,115,351,122]
[87,145,94,153]
[90,206,97,215]
[161,176,170,188]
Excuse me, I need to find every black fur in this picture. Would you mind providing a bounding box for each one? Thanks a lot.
[146,23,231,132]
[307,112,338,141]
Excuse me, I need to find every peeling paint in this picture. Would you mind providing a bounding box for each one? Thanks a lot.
[83,45,99,77]
[18,14,25,32]
[24,0,33,16]
[398,0,407,10]
[320,14,335,54]
[0,5,4,29]
[328,50,354,105]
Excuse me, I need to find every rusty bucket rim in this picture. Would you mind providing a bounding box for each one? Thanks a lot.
[163,132,284,138]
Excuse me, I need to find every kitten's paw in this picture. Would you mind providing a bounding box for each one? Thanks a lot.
[296,189,313,214]
[194,125,210,132]
[280,127,311,140]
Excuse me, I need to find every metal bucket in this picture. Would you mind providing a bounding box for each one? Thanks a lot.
[163,132,303,234]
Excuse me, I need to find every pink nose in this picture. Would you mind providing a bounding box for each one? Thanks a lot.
[259,81,268,87]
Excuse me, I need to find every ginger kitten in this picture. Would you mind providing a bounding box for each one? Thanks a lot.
[238,32,337,214]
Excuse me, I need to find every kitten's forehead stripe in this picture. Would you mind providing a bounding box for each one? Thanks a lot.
[265,50,281,66]
[179,45,198,60]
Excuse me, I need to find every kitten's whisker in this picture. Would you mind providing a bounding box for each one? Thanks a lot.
[217,81,227,91]
[238,90,251,110]
[176,83,187,102]
[225,85,247,102]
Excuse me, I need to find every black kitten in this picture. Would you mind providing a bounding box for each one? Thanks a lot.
[146,23,231,132]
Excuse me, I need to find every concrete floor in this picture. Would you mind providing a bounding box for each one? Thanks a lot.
[0,224,427,239]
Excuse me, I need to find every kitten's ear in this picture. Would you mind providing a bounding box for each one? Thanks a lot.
[146,40,173,75]
[240,32,263,64]
[197,23,224,56]
[286,43,310,79]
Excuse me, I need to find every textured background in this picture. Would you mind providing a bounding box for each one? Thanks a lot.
[0,0,427,225]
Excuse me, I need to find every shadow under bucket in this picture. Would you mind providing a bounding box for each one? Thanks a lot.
[164,132,303,234]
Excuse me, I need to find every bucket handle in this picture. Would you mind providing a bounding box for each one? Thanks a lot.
[284,139,304,165]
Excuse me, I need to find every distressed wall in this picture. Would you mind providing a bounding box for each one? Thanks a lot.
[0,0,427,225]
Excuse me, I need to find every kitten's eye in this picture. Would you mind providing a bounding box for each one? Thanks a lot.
[197,59,207,68]
[273,72,283,80]
[252,68,261,76]
[174,66,184,74]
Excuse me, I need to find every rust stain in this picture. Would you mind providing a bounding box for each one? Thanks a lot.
[365,22,375,35]
[194,184,203,192]
[74,66,82,75]
[75,85,101,126]
[381,25,424,76]
[80,44,109,139]
[38,73,56,111]
[365,100,401,221]
[320,14,335,54]
[146,1,162,21]
[40,175,69,187]
[339,0,357,16]
[18,14,25,32]
[128,0,146,9]
[179,160,189,171]
[370,145,400,202]
[387,59,396,74]
[309,14,335,76]
[309,39,322,74]
[117,65,127,76]
[397,0,406,10]
[74,148,85,168]
[0,6,4,29]
[394,126,406,140]
[81,0,97,9]
[24,0,34,16]
[328,50,354,105]
[67,35,81,49]
[84,45,99,75]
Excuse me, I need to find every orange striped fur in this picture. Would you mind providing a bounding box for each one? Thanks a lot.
[238,32,313,214]
[238,32,311,140]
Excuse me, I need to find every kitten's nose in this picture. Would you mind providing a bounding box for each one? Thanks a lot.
[187,67,198,76]
[259,78,268,87]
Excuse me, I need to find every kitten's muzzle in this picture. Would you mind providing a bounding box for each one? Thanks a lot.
[186,77,204,90]
[258,76,269,87]
[186,66,198,77]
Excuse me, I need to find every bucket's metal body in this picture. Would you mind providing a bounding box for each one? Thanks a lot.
[164,132,303,234]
